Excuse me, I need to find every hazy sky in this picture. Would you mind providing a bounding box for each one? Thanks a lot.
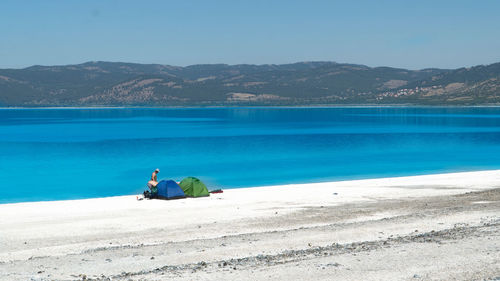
[1,0,499,69]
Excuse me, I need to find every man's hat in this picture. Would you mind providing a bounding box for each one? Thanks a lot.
[155,168,160,173]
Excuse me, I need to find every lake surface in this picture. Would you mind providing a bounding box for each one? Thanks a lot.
[1,107,500,203]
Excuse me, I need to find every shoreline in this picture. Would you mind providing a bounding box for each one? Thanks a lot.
[2,169,500,206]
[1,170,499,280]
[2,104,500,110]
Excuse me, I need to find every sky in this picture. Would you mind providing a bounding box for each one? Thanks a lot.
[1,0,499,70]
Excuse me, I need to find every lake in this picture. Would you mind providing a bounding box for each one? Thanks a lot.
[1,107,500,203]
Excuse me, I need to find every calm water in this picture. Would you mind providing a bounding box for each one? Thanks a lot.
[1,107,500,203]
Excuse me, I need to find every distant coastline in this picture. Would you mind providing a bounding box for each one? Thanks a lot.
[1,61,499,107]
[2,104,500,109]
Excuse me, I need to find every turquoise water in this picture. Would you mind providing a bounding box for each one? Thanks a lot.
[1,107,500,203]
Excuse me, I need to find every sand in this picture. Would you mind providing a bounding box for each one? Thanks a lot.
[0,170,499,280]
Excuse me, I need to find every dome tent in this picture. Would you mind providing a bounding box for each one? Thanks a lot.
[156,180,186,200]
[179,177,209,197]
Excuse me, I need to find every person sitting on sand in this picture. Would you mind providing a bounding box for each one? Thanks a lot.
[147,168,160,190]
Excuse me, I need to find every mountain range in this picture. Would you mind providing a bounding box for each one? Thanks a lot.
[0,61,499,106]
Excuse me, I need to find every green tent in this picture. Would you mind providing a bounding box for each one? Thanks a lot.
[179,177,210,197]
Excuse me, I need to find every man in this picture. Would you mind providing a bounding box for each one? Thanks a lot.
[147,168,160,190]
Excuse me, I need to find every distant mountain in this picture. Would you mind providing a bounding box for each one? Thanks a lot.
[0,61,499,106]
[399,63,500,104]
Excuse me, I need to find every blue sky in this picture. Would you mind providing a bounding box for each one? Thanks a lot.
[1,0,499,69]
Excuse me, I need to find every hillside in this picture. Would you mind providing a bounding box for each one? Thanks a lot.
[0,61,499,106]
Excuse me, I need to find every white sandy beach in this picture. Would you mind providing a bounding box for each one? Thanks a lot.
[1,170,499,280]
